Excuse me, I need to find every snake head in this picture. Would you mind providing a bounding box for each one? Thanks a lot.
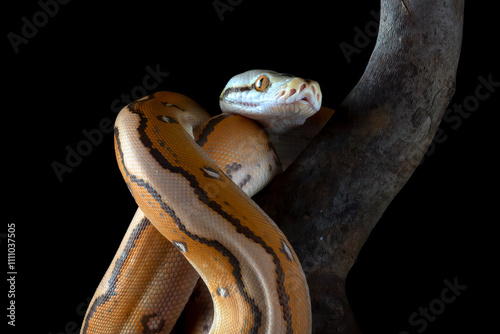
[219,69,322,134]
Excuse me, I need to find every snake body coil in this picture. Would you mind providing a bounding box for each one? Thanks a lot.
[82,70,325,333]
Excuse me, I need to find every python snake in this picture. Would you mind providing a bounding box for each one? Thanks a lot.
[81,70,330,334]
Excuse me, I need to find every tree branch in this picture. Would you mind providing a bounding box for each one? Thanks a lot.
[254,0,464,332]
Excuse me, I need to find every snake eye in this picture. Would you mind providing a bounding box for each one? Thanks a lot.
[254,75,270,91]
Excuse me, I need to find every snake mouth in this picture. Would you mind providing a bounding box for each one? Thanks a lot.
[297,96,317,111]
[279,96,321,118]
[221,93,321,134]
[254,99,319,134]
[227,99,318,117]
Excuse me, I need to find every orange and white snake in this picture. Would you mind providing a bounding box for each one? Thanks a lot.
[81,70,332,334]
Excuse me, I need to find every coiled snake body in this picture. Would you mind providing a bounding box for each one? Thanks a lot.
[81,70,330,334]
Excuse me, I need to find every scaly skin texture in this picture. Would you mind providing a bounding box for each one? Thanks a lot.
[82,70,325,333]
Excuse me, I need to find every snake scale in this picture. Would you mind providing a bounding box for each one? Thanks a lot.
[81,70,333,334]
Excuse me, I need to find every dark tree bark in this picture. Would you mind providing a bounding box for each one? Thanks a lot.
[254,1,464,332]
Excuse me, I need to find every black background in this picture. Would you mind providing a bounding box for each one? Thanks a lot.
[4,1,498,333]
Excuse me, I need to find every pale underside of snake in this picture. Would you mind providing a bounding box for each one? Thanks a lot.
[81,70,335,334]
